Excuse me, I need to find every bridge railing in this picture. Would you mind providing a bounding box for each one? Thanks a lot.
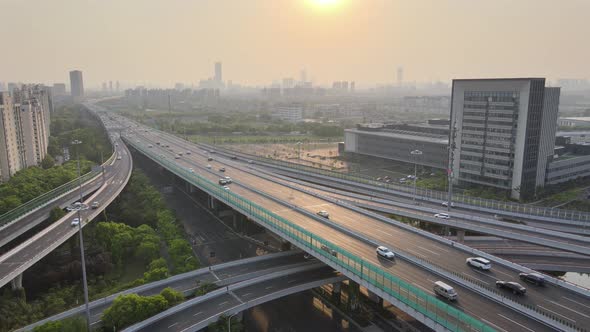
[210,144,590,223]
[0,150,116,230]
[125,138,495,332]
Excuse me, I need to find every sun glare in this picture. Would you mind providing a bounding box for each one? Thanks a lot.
[309,0,342,9]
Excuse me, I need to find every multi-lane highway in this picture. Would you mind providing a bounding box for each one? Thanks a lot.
[115,114,590,332]
[0,120,132,289]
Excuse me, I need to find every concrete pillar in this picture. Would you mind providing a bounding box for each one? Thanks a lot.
[10,273,23,290]
[347,281,360,312]
[457,229,465,243]
[368,290,383,306]
[332,282,342,305]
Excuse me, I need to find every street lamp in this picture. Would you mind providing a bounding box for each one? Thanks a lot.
[410,149,423,204]
[69,140,91,332]
[296,141,302,161]
[228,312,239,332]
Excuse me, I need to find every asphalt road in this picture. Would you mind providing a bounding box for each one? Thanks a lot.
[115,124,570,332]
[0,135,132,289]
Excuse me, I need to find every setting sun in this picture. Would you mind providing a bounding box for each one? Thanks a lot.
[309,0,342,9]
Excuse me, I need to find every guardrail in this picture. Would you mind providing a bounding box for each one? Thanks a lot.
[124,137,495,332]
[204,143,590,223]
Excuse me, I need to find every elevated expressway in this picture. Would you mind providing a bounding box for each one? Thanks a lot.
[20,251,321,331]
[0,116,133,290]
[114,115,590,332]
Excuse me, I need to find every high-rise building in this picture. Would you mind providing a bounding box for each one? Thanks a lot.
[52,83,67,95]
[0,82,5,92]
[214,62,222,83]
[300,69,307,84]
[450,78,560,199]
[109,81,113,92]
[69,70,84,99]
[116,81,120,92]
[0,85,51,181]
[397,66,404,87]
[102,82,107,92]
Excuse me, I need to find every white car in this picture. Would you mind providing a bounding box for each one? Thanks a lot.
[317,210,330,218]
[206,164,212,169]
[434,213,450,219]
[376,246,395,259]
[442,201,455,207]
[189,168,194,173]
[466,257,491,270]
[71,218,80,227]
[223,186,230,191]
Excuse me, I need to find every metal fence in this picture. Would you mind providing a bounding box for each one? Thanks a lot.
[127,139,494,332]
[212,145,590,223]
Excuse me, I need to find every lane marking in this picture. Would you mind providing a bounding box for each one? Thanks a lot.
[90,320,102,326]
[405,249,426,259]
[497,314,535,332]
[265,286,273,290]
[168,322,179,328]
[193,311,203,317]
[210,270,220,281]
[242,292,252,297]
[537,305,576,323]
[562,296,590,310]
[547,300,590,318]
[218,301,228,307]
[492,269,513,278]
[416,246,440,256]
[287,279,297,284]
[480,318,508,332]
[411,282,433,294]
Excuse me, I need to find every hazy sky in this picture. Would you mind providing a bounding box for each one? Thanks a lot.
[1,0,589,88]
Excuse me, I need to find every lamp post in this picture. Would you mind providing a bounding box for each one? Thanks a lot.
[228,312,238,332]
[69,140,91,332]
[296,141,302,161]
[410,149,423,203]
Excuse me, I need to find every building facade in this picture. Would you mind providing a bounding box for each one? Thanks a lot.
[69,70,84,99]
[450,78,559,199]
[0,85,51,181]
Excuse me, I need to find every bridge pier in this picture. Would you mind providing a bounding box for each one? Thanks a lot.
[207,195,217,210]
[456,229,465,243]
[346,281,360,312]
[368,289,384,307]
[280,240,292,251]
[10,273,23,290]
[232,212,246,233]
[332,281,342,305]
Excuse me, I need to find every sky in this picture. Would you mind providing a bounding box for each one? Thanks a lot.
[1,0,589,88]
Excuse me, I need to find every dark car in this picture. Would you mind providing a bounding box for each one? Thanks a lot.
[496,281,526,295]
[519,273,545,286]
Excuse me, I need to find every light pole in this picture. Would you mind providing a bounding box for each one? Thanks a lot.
[228,312,238,332]
[296,141,302,161]
[69,140,91,332]
[410,149,423,203]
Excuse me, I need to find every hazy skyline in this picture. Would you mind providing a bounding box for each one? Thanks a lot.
[1,0,589,87]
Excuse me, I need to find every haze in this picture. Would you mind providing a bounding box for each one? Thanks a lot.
[1,0,589,87]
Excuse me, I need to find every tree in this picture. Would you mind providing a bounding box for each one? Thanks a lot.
[41,155,55,169]
[160,287,183,306]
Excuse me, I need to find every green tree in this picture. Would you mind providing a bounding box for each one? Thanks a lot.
[41,155,55,169]
[159,287,183,306]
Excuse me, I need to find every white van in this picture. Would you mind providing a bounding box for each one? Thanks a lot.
[433,281,457,301]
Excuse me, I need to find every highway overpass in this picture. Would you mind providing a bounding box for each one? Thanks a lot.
[111,112,589,332]
[0,114,133,290]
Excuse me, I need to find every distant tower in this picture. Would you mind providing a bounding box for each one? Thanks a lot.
[102,82,107,92]
[214,62,222,83]
[300,68,307,84]
[116,81,120,92]
[109,81,113,92]
[397,66,404,87]
[350,81,355,92]
[69,70,84,98]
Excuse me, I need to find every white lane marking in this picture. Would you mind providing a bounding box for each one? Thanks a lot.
[168,322,179,328]
[547,300,590,318]
[471,269,495,280]
[480,318,508,332]
[416,246,440,256]
[242,292,252,297]
[210,270,220,281]
[90,320,102,326]
[497,314,535,332]
[218,301,228,307]
[461,272,489,285]
[265,286,273,290]
[537,305,576,323]
[492,269,513,278]
[405,249,426,259]
[193,311,203,317]
[287,279,297,284]
[562,296,590,310]
[430,244,449,253]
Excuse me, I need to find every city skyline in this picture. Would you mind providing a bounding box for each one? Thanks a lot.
[1,0,589,87]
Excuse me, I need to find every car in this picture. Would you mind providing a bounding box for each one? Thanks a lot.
[219,167,226,172]
[434,281,457,301]
[496,281,526,295]
[317,210,330,218]
[376,177,382,181]
[303,253,314,260]
[320,245,337,257]
[208,157,213,161]
[519,273,546,286]
[175,155,180,159]
[223,176,232,183]
[71,218,80,227]
[178,152,183,156]
[231,156,237,160]
[148,144,153,148]
[189,168,194,173]
[117,156,122,160]
[206,164,212,169]
[248,160,253,164]
[156,142,161,145]
[223,186,230,191]
[466,257,491,270]
[186,151,191,155]
[91,201,100,209]
[399,178,407,183]
[376,246,395,259]
[441,201,455,207]
[434,213,450,219]
[219,179,229,185]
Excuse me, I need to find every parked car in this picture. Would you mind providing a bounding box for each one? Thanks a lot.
[91,201,100,209]
[317,210,330,218]
[71,218,80,227]
[496,281,526,295]
[466,257,491,270]
[519,273,546,286]
[434,213,450,219]
[376,246,395,259]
